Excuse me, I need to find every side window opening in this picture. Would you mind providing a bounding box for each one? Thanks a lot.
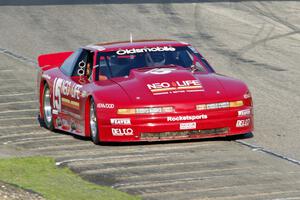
[72,49,94,80]
[95,56,110,81]
[60,49,82,76]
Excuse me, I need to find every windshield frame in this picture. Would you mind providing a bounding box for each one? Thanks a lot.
[95,46,214,80]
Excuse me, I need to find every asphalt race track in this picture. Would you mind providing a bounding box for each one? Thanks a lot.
[0,1,300,199]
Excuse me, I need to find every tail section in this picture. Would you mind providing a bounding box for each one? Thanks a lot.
[38,51,73,70]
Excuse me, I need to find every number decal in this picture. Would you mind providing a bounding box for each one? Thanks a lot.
[145,68,176,75]
[53,78,63,112]
[52,78,83,113]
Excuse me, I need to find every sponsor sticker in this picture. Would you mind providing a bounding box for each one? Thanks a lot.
[63,110,81,119]
[238,109,251,116]
[61,97,80,109]
[180,122,196,130]
[167,114,207,122]
[116,46,176,55]
[112,128,133,136]
[62,119,70,130]
[236,119,250,127]
[56,117,62,127]
[97,103,114,109]
[53,78,82,112]
[110,118,131,125]
[147,80,204,95]
[70,121,77,131]
[244,93,251,99]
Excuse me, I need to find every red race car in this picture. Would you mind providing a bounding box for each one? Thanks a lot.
[37,40,253,144]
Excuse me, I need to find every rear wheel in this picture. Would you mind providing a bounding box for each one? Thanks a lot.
[90,98,100,144]
[43,84,54,130]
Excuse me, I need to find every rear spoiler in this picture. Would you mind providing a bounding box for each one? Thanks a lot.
[38,51,73,70]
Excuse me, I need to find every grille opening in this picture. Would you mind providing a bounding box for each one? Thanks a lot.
[141,127,228,139]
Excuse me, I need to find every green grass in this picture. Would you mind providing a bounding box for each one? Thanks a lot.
[0,156,140,200]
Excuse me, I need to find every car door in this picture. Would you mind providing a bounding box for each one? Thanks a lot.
[52,48,94,134]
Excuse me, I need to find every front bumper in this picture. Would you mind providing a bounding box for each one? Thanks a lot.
[97,106,253,142]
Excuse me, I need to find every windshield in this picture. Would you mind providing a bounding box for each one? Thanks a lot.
[95,46,213,80]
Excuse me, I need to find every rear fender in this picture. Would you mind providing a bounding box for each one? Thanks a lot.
[39,80,46,119]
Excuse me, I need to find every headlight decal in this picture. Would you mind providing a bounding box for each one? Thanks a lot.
[196,100,244,110]
[118,106,174,115]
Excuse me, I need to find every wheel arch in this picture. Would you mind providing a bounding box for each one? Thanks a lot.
[39,79,48,120]
[84,95,93,137]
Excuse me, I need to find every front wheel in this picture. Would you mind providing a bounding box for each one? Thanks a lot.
[90,98,100,144]
[43,84,54,130]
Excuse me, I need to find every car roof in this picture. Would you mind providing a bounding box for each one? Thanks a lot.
[85,39,190,52]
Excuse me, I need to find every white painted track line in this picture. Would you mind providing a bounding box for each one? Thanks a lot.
[0,124,37,129]
[0,109,37,114]
[0,117,36,121]
[0,92,35,97]
[0,100,36,105]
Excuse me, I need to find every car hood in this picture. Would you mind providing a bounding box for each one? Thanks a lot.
[109,66,231,105]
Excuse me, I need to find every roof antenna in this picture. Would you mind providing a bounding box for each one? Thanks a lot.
[130,33,133,43]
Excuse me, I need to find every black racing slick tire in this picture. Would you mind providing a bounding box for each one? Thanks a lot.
[89,98,100,145]
[42,83,54,130]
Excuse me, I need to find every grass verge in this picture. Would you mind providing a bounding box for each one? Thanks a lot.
[0,156,140,200]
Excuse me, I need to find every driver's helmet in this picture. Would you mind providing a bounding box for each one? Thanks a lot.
[109,55,119,65]
[146,52,166,66]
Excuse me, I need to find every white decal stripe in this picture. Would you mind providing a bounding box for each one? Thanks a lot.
[153,92,169,95]
[150,87,177,92]
[186,89,205,92]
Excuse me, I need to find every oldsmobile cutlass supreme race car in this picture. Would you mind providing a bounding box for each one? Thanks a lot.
[38,40,253,144]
